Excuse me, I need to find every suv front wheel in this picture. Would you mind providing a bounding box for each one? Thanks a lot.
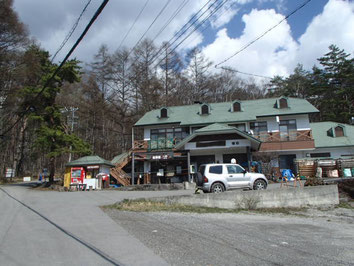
[210,182,225,193]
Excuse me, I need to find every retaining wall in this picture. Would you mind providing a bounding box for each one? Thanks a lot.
[153,185,339,209]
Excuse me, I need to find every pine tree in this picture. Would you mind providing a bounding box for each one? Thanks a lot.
[21,45,91,183]
[311,45,354,122]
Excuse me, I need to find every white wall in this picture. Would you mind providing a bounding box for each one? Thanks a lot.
[185,139,251,150]
[269,146,354,160]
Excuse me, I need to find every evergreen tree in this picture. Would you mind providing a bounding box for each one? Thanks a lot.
[311,45,354,122]
[21,45,91,183]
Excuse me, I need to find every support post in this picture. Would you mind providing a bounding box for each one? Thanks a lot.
[131,127,135,185]
[247,146,251,171]
[187,151,191,182]
[131,152,135,185]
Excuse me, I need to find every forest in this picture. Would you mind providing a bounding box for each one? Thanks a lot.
[0,0,353,180]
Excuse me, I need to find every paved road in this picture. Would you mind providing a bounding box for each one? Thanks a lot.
[1,183,352,266]
[105,210,354,266]
[0,184,191,266]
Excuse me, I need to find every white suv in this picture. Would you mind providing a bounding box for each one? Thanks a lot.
[196,163,268,193]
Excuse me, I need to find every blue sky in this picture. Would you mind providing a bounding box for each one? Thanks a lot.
[13,0,354,80]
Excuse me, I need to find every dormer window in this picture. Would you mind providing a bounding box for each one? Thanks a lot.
[201,104,210,115]
[275,97,289,109]
[160,108,168,118]
[279,98,288,108]
[335,126,344,137]
[327,125,345,137]
[232,101,241,112]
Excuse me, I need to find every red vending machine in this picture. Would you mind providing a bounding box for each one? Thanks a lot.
[71,167,85,184]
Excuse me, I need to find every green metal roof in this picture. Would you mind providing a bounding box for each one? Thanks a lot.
[111,151,130,165]
[66,155,115,167]
[310,122,354,148]
[175,123,261,150]
[135,97,319,127]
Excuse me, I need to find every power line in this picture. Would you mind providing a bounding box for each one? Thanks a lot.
[148,0,217,66]
[180,0,237,51]
[153,0,230,69]
[151,0,190,43]
[51,0,92,62]
[117,0,150,51]
[0,0,110,139]
[221,66,272,79]
[122,0,216,76]
[215,0,312,68]
[127,0,172,58]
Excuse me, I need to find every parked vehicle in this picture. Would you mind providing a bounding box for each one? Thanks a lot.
[196,163,268,193]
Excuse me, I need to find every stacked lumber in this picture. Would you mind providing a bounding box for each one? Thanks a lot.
[297,160,316,178]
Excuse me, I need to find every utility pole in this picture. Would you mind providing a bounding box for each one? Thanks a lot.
[64,107,78,162]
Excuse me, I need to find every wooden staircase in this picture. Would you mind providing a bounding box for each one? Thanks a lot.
[110,151,132,186]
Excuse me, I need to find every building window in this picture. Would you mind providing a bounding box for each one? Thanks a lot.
[233,102,241,112]
[160,108,168,118]
[201,104,209,115]
[310,153,331,158]
[250,121,267,135]
[279,120,297,140]
[335,126,344,137]
[279,98,288,108]
[150,127,189,141]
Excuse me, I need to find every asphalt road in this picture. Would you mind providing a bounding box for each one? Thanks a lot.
[105,210,354,266]
[0,183,190,266]
[1,183,353,266]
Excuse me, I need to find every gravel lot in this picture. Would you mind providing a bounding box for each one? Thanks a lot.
[105,208,354,266]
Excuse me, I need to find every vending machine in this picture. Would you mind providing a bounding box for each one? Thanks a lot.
[71,167,86,184]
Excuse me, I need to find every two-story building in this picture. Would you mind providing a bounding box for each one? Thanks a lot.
[128,97,318,183]
[110,96,354,185]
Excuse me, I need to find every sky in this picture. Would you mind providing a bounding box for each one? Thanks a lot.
[12,0,354,80]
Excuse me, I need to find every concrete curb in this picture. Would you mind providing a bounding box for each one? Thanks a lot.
[151,185,339,209]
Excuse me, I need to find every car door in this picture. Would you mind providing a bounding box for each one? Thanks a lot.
[226,164,249,188]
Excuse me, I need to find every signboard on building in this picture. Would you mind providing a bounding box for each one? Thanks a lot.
[87,165,99,169]
[151,154,171,160]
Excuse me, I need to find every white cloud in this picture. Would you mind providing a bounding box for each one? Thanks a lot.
[13,0,207,62]
[204,8,297,78]
[297,0,354,68]
[203,0,354,81]
[210,1,240,29]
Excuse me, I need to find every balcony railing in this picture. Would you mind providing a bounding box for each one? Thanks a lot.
[253,129,313,142]
[134,138,182,151]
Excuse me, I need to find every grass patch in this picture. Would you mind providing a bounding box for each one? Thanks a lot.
[105,199,240,214]
[104,199,306,215]
[336,202,354,209]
